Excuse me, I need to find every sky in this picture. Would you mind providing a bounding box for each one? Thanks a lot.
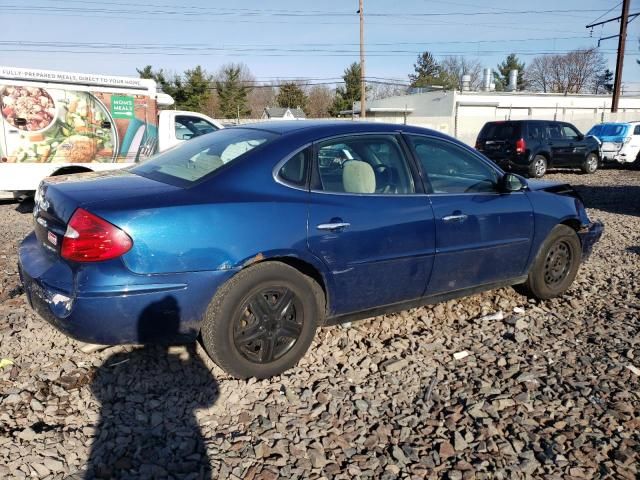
[1,0,639,92]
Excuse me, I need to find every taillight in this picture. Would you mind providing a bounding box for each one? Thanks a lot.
[61,208,132,262]
[515,138,526,154]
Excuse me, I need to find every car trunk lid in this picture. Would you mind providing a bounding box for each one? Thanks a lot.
[33,170,181,256]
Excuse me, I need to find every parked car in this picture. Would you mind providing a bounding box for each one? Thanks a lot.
[475,120,600,178]
[19,121,603,379]
[586,121,640,166]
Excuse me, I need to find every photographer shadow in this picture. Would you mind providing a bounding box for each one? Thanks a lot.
[83,296,218,479]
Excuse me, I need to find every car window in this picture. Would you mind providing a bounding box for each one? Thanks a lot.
[634,125,640,135]
[408,135,499,194]
[561,125,580,140]
[479,122,521,139]
[546,124,563,140]
[528,123,546,140]
[315,135,415,194]
[132,128,277,186]
[175,115,219,140]
[278,148,309,187]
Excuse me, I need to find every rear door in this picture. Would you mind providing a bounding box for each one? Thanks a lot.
[545,122,570,165]
[406,134,534,293]
[307,133,436,315]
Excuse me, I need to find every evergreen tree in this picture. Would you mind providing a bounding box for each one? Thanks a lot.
[276,82,308,113]
[330,62,362,116]
[494,54,526,91]
[215,65,252,119]
[181,66,213,112]
[408,51,442,88]
[594,69,614,94]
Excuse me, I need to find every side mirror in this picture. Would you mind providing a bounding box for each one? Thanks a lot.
[501,173,525,193]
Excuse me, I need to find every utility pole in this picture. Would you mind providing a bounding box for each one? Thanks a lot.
[358,0,366,119]
[612,0,630,112]
[586,0,636,112]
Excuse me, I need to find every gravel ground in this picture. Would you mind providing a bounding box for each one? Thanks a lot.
[0,167,639,479]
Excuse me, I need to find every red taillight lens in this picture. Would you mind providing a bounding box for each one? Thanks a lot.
[515,138,526,154]
[61,208,132,262]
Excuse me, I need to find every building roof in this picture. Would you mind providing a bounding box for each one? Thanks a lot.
[263,107,306,119]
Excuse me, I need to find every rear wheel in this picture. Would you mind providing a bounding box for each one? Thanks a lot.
[528,155,547,178]
[518,225,581,300]
[581,153,599,174]
[200,262,324,379]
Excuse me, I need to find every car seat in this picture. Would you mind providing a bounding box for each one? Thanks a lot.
[342,160,376,193]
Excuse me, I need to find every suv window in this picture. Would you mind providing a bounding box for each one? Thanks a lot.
[546,123,563,140]
[315,135,415,194]
[561,125,580,140]
[408,135,499,194]
[479,122,521,139]
[634,125,640,135]
[175,115,219,140]
[527,123,546,141]
[278,148,309,187]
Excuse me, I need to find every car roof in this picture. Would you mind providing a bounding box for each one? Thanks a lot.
[230,120,449,139]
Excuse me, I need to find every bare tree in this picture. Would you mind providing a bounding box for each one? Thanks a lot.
[367,83,408,101]
[439,56,483,90]
[248,86,277,118]
[525,48,607,94]
[307,85,334,118]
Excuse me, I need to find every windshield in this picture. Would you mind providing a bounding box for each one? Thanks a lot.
[132,128,278,186]
[479,122,521,140]
[587,124,629,138]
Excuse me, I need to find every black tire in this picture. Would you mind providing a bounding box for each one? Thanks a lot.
[518,225,582,300]
[200,261,324,379]
[528,155,547,178]
[581,152,599,174]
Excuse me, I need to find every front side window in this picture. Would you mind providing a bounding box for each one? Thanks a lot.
[546,123,563,140]
[408,135,499,194]
[132,128,277,186]
[561,125,580,140]
[633,125,640,135]
[175,115,219,140]
[315,135,415,194]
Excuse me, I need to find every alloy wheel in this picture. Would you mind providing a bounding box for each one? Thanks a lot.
[534,158,546,177]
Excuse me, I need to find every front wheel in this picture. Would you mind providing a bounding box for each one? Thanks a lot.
[528,155,547,178]
[581,153,599,174]
[200,262,324,379]
[518,225,582,300]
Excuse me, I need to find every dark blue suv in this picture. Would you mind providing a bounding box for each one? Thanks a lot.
[18,121,603,378]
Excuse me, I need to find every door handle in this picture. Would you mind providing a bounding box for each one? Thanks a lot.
[317,222,350,231]
[442,214,468,223]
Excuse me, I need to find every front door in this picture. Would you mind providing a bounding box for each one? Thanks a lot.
[307,134,436,316]
[405,134,534,294]
[546,122,572,166]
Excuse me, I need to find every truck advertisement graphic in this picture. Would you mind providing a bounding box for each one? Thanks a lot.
[0,85,158,164]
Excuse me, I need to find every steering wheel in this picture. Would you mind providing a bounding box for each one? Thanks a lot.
[374,165,400,193]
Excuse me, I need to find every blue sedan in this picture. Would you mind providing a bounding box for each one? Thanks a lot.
[18,121,603,378]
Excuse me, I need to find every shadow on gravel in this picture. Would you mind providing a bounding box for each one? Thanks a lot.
[82,297,218,479]
[14,198,34,214]
[570,185,640,217]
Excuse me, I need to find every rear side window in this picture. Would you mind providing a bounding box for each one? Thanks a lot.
[479,122,521,139]
[634,125,640,135]
[546,123,563,140]
[132,128,277,186]
[314,135,415,195]
[278,148,309,187]
[527,123,546,140]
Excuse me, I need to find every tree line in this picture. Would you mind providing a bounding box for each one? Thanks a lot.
[138,48,615,119]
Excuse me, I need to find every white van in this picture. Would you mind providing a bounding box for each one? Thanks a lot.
[0,66,223,195]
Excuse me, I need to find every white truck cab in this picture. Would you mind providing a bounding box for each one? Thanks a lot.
[0,66,222,195]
